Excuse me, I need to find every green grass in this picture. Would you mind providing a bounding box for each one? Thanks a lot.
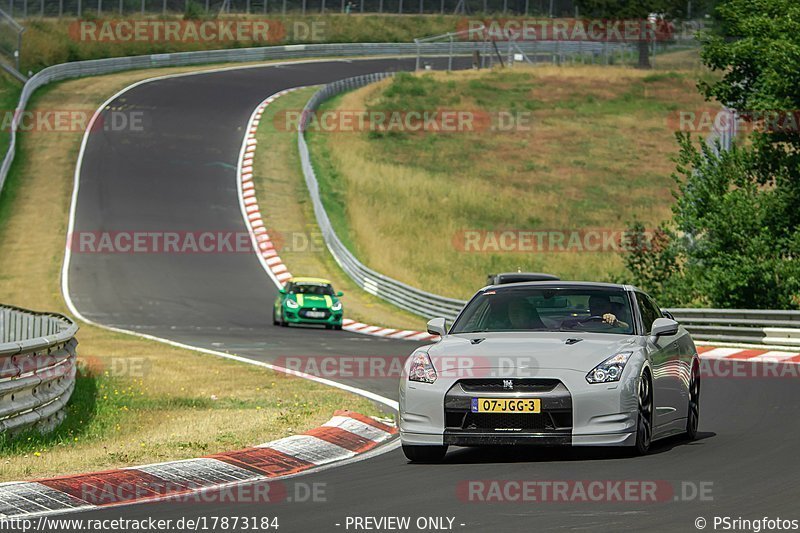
[21,14,464,73]
[306,65,715,299]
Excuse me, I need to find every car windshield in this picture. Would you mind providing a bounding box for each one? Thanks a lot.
[450,286,635,335]
[289,282,335,296]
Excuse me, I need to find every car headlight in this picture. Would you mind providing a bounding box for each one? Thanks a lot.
[408,351,437,384]
[586,352,633,384]
[331,301,342,311]
[285,299,299,309]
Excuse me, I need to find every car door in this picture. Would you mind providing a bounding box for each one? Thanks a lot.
[635,292,683,427]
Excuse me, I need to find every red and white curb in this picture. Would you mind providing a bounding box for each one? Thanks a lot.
[0,411,395,518]
[236,88,438,343]
[341,319,438,341]
[697,345,800,363]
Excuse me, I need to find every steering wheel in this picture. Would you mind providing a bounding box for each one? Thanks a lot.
[578,315,606,324]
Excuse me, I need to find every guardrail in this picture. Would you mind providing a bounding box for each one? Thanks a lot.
[298,73,466,321]
[0,305,78,435]
[667,309,800,347]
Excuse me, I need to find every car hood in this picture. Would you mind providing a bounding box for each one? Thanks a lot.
[290,294,336,307]
[426,331,640,373]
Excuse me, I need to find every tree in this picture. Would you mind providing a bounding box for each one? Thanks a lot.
[575,0,699,68]
[623,0,800,309]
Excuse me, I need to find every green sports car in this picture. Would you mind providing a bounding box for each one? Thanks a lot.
[273,277,344,330]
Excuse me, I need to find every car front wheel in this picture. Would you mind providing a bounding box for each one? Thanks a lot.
[686,361,700,440]
[402,444,448,463]
[633,372,653,456]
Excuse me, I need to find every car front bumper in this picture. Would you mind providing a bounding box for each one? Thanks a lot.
[283,307,343,326]
[399,368,639,447]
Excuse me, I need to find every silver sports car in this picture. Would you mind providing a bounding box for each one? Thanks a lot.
[399,281,700,463]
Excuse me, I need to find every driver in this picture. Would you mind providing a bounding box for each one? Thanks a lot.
[588,295,630,329]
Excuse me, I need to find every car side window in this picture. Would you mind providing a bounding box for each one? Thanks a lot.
[645,295,664,321]
[635,292,660,334]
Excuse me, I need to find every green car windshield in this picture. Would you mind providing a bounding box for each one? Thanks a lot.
[450,286,635,335]
[286,282,335,296]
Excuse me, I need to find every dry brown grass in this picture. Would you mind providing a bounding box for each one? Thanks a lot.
[0,63,379,481]
[307,65,714,299]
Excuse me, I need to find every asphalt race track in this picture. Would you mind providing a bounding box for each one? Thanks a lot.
[64,58,800,531]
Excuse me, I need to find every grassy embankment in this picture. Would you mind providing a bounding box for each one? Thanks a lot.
[0,72,23,155]
[0,63,382,482]
[17,15,704,73]
[306,59,715,299]
[21,14,468,72]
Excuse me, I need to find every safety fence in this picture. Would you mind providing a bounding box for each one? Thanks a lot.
[7,0,579,17]
[0,305,78,435]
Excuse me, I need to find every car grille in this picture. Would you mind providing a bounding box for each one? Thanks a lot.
[458,379,561,394]
[445,411,571,432]
[444,379,572,435]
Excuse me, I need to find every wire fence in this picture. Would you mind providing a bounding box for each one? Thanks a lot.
[6,0,578,17]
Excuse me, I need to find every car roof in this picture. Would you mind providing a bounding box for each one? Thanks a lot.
[289,277,333,285]
[487,272,560,284]
[483,280,639,292]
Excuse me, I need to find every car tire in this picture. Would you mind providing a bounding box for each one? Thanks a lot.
[334,324,342,331]
[325,325,333,330]
[633,372,653,456]
[685,361,700,440]
[402,444,448,463]
[272,310,278,326]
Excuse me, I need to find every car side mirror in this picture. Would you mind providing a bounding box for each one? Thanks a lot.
[279,288,286,294]
[336,291,344,297]
[427,317,447,337]
[651,317,679,338]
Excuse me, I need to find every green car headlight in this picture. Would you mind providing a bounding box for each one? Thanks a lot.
[285,299,299,309]
[331,301,342,311]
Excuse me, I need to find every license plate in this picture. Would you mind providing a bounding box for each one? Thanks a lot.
[471,398,541,413]
[304,311,325,318]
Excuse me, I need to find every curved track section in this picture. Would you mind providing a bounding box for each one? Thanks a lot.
[65,59,800,531]
[66,59,436,400]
